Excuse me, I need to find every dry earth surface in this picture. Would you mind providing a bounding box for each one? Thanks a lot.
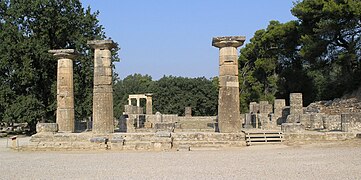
[0,137,361,180]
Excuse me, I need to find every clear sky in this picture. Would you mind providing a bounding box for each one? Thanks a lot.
[81,0,297,80]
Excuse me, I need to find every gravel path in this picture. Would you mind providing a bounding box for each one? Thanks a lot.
[0,137,360,180]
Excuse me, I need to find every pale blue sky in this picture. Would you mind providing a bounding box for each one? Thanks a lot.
[81,0,297,80]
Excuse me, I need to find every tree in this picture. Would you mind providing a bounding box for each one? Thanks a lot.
[0,0,119,132]
[113,74,154,118]
[151,76,218,116]
[292,0,361,99]
[239,20,303,112]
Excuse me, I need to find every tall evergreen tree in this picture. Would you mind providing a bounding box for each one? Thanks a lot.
[0,0,119,132]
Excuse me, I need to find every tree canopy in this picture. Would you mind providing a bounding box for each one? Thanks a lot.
[239,0,361,112]
[113,74,218,117]
[0,0,119,132]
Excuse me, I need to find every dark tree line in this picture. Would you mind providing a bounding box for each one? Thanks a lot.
[113,74,218,118]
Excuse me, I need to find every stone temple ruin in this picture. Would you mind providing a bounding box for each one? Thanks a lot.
[26,37,361,151]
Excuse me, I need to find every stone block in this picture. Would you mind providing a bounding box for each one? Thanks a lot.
[310,113,324,130]
[90,137,108,143]
[219,64,238,76]
[36,123,58,133]
[286,114,300,123]
[323,115,341,131]
[281,123,304,133]
[218,76,238,88]
[155,131,171,137]
[94,75,112,85]
[341,113,361,132]
[154,123,175,132]
[300,114,311,129]
[185,107,192,117]
[290,93,303,115]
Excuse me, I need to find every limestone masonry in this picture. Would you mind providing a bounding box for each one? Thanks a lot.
[88,40,117,134]
[212,36,245,133]
[49,49,77,133]
[22,36,361,152]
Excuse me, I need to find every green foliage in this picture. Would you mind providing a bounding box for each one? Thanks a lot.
[0,0,118,132]
[113,75,218,117]
[113,74,154,118]
[292,0,361,98]
[239,20,301,112]
[240,0,361,110]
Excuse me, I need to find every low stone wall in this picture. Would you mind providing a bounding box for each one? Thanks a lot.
[300,113,341,131]
[172,132,245,149]
[25,132,246,151]
[341,113,361,132]
[284,131,357,144]
[176,116,216,130]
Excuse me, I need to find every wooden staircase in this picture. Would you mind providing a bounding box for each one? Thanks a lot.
[243,130,284,146]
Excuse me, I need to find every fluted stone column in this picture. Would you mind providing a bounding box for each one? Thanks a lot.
[212,36,245,133]
[88,40,117,134]
[49,49,76,132]
[145,93,153,115]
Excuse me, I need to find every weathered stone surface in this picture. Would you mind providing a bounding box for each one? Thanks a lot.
[323,115,341,131]
[310,113,324,130]
[286,114,300,123]
[290,93,303,115]
[185,107,192,117]
[281,123,304,133]
[146,94,153,115]
[274,99,286,124]
[341,113,361,132]
[49,49,76,132]
[36,123,58,133]
[154,123,175,132]
[213,36,245,133]
[212,36,246,48]
[284,132,357,144]
[88,40,117,134]
[176,116,216,132]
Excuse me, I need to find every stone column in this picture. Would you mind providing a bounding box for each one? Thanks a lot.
[49,49,76,132]
[290,93,303,115]
[145,93,153,115]
[274,99,286,123]
[212,36,245,133]
[136,98,140,107]
[287,93,303,123]
[185,107,192,117]
[88,40,117,134]
[128,98,131,105]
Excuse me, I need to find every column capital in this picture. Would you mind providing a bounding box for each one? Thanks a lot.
[212,36,246,48]
[87,40,117,50]
[48,49,77,59]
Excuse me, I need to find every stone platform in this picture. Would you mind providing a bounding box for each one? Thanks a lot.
[284,131,358,144]
[25,132,246,151]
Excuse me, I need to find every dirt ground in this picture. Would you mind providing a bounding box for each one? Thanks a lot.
[0,137,360,180]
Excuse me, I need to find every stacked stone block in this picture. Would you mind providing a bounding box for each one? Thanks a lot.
[88,40,117,134]
[212,36,245,133]
[49,49,77,132]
